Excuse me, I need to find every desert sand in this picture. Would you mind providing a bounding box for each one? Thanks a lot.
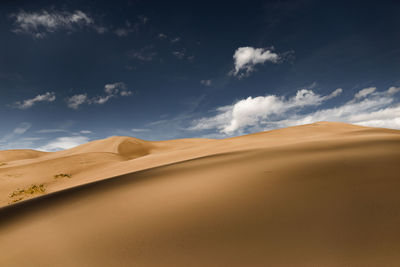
[1,121,400,266]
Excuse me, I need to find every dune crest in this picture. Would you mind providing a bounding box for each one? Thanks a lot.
[1,122,400,266]
[56,136,153,159]
[0,149,47,162]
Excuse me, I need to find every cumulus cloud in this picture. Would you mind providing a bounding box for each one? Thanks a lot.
[230,47,280,78]
[190,86,400,135]
[66,94,87,109]
[200,80,212,86]
[9,9,103,38]
[14,92,56,109]
[37,136,89,151]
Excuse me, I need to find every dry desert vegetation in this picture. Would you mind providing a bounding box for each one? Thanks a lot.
[1,122,400,266]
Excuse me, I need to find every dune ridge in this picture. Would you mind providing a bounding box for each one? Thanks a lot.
[1,121,400,266]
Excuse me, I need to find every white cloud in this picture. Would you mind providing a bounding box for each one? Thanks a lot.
[120,90,133,96]
[14,92,56,109]
[80,130,92,134]
[91,82,131,104]
[66,83,131,109]
[13,122,32,134]
[131,128,150,132]
[388,86,400,95]
[190,86,400,135]
[200,80,212,86]
[104,82,129,95]
[67,94,87,109]
[37,136,89,151]
[230,47,280,78]
[9,9,100,38]
[354,87,376,99]
[91,95,113,104]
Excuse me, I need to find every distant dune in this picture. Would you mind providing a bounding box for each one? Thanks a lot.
[1,122,400,266]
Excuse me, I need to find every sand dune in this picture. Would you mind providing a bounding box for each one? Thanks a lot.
[1,122,400,266]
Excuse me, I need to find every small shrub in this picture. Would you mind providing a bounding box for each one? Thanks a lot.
[9,184,46,198]
[0,162,6,167]
[54,173,72,179]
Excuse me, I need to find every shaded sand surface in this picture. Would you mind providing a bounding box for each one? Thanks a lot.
[1,122,400,266]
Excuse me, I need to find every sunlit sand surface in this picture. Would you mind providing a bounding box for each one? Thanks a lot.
[1,122,400,266]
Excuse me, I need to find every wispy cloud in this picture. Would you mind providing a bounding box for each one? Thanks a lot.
[37,136,89,151]
[114,16,148,37]
[9,9,104,38]
[230,47,280,78]
[67,82,132,109]
[354,87,376,99]
[12,122,32,134]
[131,128,150,132]
[129,45,157,61]
[170,37,181,43]
[14,92,56,109]
[66,94,87,109]
[0,122,32,149]
[158,33,167,39]
[158,33,181,43]
[36,129,69,134]
[190,86,400,135]
[172,51,185,59]
[172,49,194,61]
[200,80,212,86]
[91,82,132,104]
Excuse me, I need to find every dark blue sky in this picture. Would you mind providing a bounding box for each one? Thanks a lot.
[1,0,399,150]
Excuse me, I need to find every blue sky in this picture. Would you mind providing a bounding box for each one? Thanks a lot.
[1,0,399,151]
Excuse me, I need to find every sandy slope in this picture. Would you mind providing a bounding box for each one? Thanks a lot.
[1,122,400,266]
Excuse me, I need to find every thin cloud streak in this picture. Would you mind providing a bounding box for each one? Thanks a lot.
[14,92,56,109]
